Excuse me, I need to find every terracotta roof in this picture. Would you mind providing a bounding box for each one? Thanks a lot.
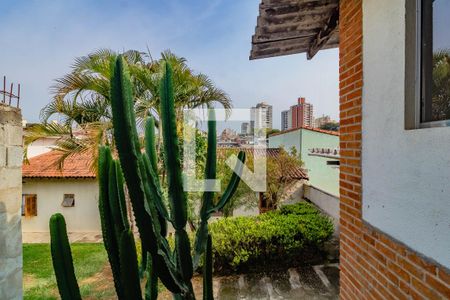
[22,147,308,181]
[217,147,308,180]
[269,126,339,137]
[23,151,95,179]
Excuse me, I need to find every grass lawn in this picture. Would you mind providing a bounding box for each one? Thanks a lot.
[23,243,115,299]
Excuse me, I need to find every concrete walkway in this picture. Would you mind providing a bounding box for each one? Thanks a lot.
[23,232,103,243]
[214,264,339,299]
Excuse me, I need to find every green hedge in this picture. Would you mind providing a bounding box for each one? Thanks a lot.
[209,202,333,271]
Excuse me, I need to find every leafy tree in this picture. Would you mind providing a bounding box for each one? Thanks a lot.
[260,147,303,212]
[212,147,305,216]
[266,128,280,136]
[431,49,450,121]
[216,149,256,217]
[178,127,208,228]
[24,49,231,168]
[319,121,339,131]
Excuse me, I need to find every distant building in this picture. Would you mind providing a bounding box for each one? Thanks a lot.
[290,97,314,128]
[314,114,332,128]
[280,97,314,131]
[241,122,250,135]
[218,128,238,142]
[269,127,339,196]
[281,110,290,131]
[251,102,273,132]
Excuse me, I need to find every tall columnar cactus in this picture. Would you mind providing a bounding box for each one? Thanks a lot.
[50,55,245,300]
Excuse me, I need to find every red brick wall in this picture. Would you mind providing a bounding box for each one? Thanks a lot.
[338,0,450,299]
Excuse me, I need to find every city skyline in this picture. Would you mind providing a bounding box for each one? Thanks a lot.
[214,96,338,133]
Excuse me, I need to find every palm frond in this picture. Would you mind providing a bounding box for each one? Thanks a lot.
[37,48,234,168]
[23,123,72,163]
[72,48,117,76]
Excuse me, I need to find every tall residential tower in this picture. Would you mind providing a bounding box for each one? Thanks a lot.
[291,97,313,128]
[281,110,290,131]
[280,97,314,131]
[251,101,273,132]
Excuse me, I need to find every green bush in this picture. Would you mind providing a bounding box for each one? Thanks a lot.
[209,202,333,271]
[279,201,320,216]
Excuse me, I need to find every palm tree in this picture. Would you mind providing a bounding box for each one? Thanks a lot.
[24,49,231,168]
[134,51,231,121]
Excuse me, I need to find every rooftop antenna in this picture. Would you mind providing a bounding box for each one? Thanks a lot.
[1,76,21,108]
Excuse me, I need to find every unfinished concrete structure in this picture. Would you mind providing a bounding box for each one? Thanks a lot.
[0,102,23,299]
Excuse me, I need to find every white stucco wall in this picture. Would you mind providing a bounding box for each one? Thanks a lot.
[304,184,339,228]
[26,137,57,158]
[362,0,450,268]
[268,129,301,152]
[22,179,101,233]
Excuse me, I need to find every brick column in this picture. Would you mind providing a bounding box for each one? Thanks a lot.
[0,103,23,299]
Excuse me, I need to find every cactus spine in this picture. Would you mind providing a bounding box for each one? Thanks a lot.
[50,55,245,300]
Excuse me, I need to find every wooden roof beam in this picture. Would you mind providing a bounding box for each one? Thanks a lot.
[307,6,339,60]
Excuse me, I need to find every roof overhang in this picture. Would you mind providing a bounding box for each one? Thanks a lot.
[250,0,340,60]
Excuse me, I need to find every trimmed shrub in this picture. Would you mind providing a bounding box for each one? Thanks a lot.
[279,201,320,216]
[209,202,334,271]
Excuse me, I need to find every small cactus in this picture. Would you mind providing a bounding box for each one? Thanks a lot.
[49,213,81,300]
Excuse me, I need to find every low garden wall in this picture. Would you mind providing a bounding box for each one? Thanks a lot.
[303,184,339,229]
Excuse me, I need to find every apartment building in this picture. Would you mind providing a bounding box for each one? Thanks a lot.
[251,101,273,131]
[291,97,314,128]
[281,97,314,131]
[281,110,290,131]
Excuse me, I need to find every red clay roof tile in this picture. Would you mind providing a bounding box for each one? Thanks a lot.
[22,148,307,180]
[22,151,95,179]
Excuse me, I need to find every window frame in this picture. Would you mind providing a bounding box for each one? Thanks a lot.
[62,193,75,207]
[22,194,37,217]
[405,0,450,129]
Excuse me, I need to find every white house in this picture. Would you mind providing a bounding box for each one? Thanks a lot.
[21,148,309,239]
[22,151,101,240]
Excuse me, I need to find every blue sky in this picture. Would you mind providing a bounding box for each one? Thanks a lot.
[0,0,339,129]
